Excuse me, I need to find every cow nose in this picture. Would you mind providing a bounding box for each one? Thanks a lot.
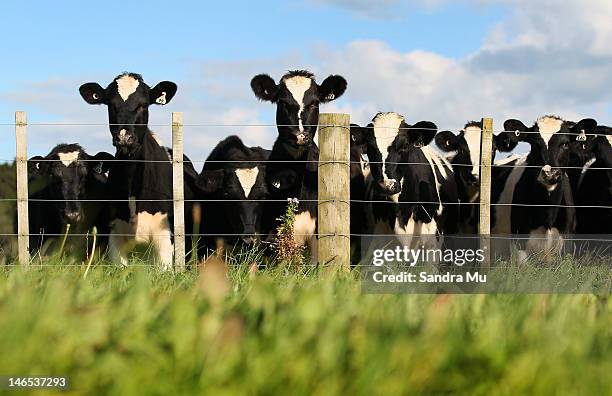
[381,178,400,195]
[468,174,480,186]
[538,165,561,187]
[64,211,81,222]
[541,165,560,179]
[296,133,308,145]
[116,129,134,145]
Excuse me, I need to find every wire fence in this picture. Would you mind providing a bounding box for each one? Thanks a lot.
[2,114,611,269]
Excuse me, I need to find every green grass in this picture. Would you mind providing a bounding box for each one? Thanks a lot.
[0,260,610,396]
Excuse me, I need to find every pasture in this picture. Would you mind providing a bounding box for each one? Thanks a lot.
[0,259,610,395]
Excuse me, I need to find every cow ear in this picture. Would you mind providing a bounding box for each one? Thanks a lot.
[150,81,178,105]
[503,119,528,134]
[251,74,279,102]
[407,121,437,147]
[319,75,347,103]
[434,131,458,152]
[269,169,298,191]
[28,156,48,175]
[79,83,106,105]
[494,133,519,152]
[90,152,115,174]
[350,123,367,145]
[196,169,225,194]
[596,125,612,136]
[570,118,597,141]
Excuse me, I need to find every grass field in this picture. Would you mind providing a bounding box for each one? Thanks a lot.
[0,258,610,395]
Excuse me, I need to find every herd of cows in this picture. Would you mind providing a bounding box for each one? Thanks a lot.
[21,70,612,268]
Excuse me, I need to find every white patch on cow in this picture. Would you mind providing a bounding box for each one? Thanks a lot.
[536,115,564,148]
[394,215,441,253]
[109,211,173,271]
[360,154,371,180]
[606,135,612,145]
[293,211,316,247]
[578,157,597,189]
[581,157,596,174]
[58,151,80,167]
[284,76,312,133]
[421,145,451,215]
[235,167,259,197]
[492,155,528,234]
[524,226,563,260]
[372,112,404,183]
[389,178,404,203]
[116,75,140,101]
[463,125,482,178]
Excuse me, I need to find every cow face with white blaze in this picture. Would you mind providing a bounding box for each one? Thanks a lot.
[198,166,268,245]
[79,73,177,155]
[503,116,597,191]
[29,144,113,224]
[434,121,517,201]
[351,112,437,196]
[250,70,347,147]
[197,136,270,246]
[435,122,483,198]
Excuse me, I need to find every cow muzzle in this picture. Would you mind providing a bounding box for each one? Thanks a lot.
[114,129,136,147]
[537,165,561,191]
[64,210,82,223]
[378,178,401,195]
[295,132,310,146]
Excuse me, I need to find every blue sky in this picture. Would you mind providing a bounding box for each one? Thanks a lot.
[1,0,611,162]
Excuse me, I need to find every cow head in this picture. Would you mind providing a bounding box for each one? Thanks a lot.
[569,124,610,167]
[250,70,346,147]
[355,112,437,196]
[29,144,113,224]
[435,121,484,197]
[79,73,177,155]
[504,116,597,191]
[197,166,268,246]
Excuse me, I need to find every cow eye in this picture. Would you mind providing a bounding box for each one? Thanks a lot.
[560,142,569,150]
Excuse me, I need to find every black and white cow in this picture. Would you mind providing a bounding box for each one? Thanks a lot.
[492,116,596,257]
[250,70,347,254]
[568,124,612,234]
[196,135,270,250]
[24,144,113,254]
[79,72,198,270]
[434,121,523,233]
[349,124,371,264]
[351,112,458,249]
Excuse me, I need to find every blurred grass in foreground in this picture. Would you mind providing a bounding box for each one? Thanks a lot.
[0,262,610,395]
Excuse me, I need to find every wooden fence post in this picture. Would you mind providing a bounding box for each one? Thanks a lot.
[318,113,351,273]
[172,112,186,272]
[479,117,494,269]
[15,111,30,267]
